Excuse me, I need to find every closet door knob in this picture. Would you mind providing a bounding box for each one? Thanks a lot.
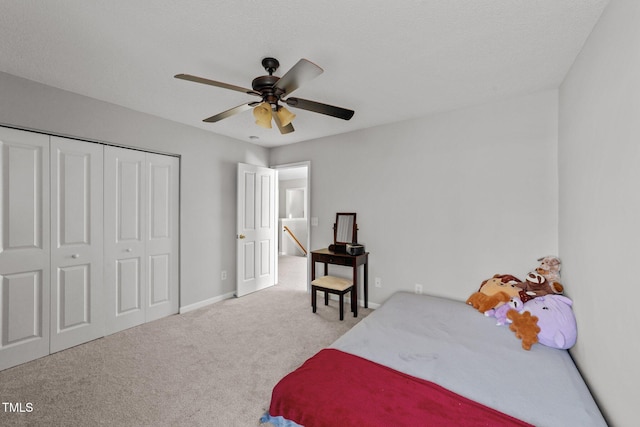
[71,254,80,259]
[126,248,133,252]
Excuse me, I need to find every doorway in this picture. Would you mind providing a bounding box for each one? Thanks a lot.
[273,162,310,292]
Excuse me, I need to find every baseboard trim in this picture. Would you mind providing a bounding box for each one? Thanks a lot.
[179,291,235,314]
[366,301,380,309]
[179,291,379,314]
[335,295,380,310]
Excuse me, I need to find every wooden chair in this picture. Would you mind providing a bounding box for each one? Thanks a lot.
[311,276,355,320]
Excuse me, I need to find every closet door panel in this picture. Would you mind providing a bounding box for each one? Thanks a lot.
[104,147,146,335]
[0,127,50,371]
[145,153,179,322]
[50,137,103,353]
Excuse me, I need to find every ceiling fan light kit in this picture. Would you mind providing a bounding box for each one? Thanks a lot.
[275,105,296,127]
[253,102,273,128]
[175,57,354,134]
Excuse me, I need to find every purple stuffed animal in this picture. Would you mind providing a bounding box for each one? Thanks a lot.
[485,296,524,326]
[521,295,577,349]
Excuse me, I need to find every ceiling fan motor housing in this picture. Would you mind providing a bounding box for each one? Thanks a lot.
[252,75,280,104]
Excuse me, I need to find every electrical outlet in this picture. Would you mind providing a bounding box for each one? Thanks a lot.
[375,277,382,288]
[415,284,423,294]
[221,270,227,280]
[311,217,319,227]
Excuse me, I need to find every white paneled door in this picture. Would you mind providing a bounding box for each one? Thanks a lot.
[104,147,179,334]
[236,163,276,297]
[104,147,147,334]
[50,136,104,353]
[0,127,51,371]
[145,153,179,323]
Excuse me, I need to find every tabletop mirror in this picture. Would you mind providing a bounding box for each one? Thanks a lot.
[334,212,357,244]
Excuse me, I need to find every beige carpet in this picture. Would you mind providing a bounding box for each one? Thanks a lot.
[276,254,308,291]
[0,256,370,426]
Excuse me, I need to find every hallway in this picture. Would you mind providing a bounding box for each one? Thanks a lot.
[277,255,307,292]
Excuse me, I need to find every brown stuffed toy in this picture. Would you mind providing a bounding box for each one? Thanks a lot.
[519,272,562,303]
[507,309,541,350]
[466,274,523,313]
[535,256,564,295]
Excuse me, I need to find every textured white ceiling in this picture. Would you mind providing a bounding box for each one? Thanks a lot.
[0,1,609,147]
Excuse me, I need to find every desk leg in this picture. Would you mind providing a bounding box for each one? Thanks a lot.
[364,261,368,309]
[311,259,316,307]
[352,266,358,317]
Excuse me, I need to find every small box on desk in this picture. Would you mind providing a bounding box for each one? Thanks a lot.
[346,243,365,256]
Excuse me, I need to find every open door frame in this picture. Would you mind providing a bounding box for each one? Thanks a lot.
[271,161,311,291]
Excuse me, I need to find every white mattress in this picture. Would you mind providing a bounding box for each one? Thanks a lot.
[330,292,606,426]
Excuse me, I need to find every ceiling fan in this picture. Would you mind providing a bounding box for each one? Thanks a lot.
[175,57,354,134]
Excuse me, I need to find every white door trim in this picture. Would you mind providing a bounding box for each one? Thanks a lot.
[271,161,311,292]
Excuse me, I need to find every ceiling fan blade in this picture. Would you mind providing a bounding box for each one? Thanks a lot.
[203,103,255,123]
[272,109,295,134]
[175,74,259,96]
[285,97,354,121]
[273,59,323,96]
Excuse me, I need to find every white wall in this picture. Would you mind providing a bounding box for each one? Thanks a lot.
[270,90,559,304]
[0,71,270,308]
[559,1,639,425]
[279,178,307,218]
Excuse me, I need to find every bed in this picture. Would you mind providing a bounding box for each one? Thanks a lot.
[261,292,606,426]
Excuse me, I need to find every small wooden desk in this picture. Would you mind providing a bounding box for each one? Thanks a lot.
[310,248,370,312]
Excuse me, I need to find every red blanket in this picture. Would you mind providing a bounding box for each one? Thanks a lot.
[269,349,533,427]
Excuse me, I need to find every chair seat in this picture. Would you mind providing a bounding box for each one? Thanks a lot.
[311,275,356,320]
[311,275,353,291]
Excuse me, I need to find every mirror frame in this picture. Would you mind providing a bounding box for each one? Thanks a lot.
[334,212,357,244]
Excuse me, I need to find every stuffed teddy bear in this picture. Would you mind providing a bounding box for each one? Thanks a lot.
[518,271,562,303]
[485,295,523,326]
[535,256,563,294]
[507,294,577,350]
[466,274,523,313]
[507,310,540,350]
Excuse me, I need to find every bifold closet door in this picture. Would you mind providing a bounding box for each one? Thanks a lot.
[49,136,104,353]
[0,127,51,371]
[1,129,178,369]
[145,152,179,323]
[104,147,179,335]
[104,147,147,335]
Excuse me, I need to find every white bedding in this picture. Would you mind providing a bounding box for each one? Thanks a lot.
[330,292,606,427]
